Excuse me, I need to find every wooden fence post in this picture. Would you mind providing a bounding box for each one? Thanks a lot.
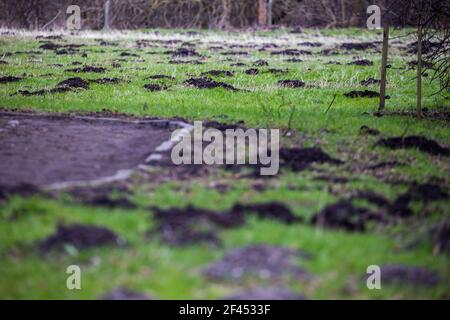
[379,24,389,111]
[104,0,110,31]
[416,25,423,117]
[258,0,267,26]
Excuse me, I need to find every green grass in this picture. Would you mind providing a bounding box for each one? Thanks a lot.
[0,28,448,299]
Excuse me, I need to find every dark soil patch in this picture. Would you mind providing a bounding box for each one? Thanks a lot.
[230,62,247,67]
[185,77,237,91]
[299,42,323,47]
[0,183,39,200]
[57,77,89,89]
[360,78,381,86]
[0,60,8,65]
[39,223,124,252]
[144,84,164,92]
[245,68,259,75]
[147,75,175,80]
[120,52,139,57]
[311,200,382,232]
[66,66,107,73]
[377,136,450,156]
[359,125,380,136]
[0,113,172,187]
[203,244,311,281]
[268,68,289,75]
[221,51,249,56]
[99,287,152,300]
[280,147,343,171]
[83,195,137,209]
[17,87,71,96]
[407,40,438,54]
[397,183,448,203]
[201,70,234,77]
[253,59,269,67]
[344,90,379,98]
[91,78,120,84]
[0,76,22,83]
[168,59,204,65]
[340,42,378,51]
[372,264,440,286]
[223,287,306,300]
[285,58,303,63]
[204,120,245,131]
[149,202,301,246]
[271,49,312,56]
[168,47,201,57]
[278,80,305,88]
[348,59,373,66]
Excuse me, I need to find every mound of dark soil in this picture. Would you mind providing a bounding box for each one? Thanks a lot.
[271,49,312,56]
[147,75,175,80]
[245,68,259,75]
[344,90,379,98]
[84,195,137,209]
[168,59,204,65]
[220,51,249,56]
[285,58,303,63]
[0,76,21,83]
[268,68,289,75]
[360,78,381,86]
[340,42,377,51]
[280,147,343,172]
[407,40,438,54]
[169,47,201,57]
[66,66,107,73]
[348,59,373,66]
[299,42,323,47]
[185,77,237,91]
[0,183,39,200]
[91,78,120,84]
[57,77,89,89]
[377,136,450,156]
[311,200,381,232]
[253,59,269,67]
[201,70,234,77]
[223,287,306,300]
[0,60,8,65]
[397,183,448,203]
[17,87,71,96]
[120,52,139,57]
[230,62,247,67]
[144,84,164,92]
[149,202,301,246]
[375,264,440,286]
[39,224,123,252]
[359,125,380,136]
[278,80,305,88]
[99,287,152,300]
[203,244,310,281]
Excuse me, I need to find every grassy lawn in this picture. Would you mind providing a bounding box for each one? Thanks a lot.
[0,28,448,299]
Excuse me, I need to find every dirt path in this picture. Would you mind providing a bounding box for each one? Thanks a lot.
[0,112,175,188]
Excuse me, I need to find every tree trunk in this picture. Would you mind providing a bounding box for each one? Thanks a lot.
[416,26,423,117]
[258,0,267,26]
[267,0,273,26]
[379,24,389,111]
